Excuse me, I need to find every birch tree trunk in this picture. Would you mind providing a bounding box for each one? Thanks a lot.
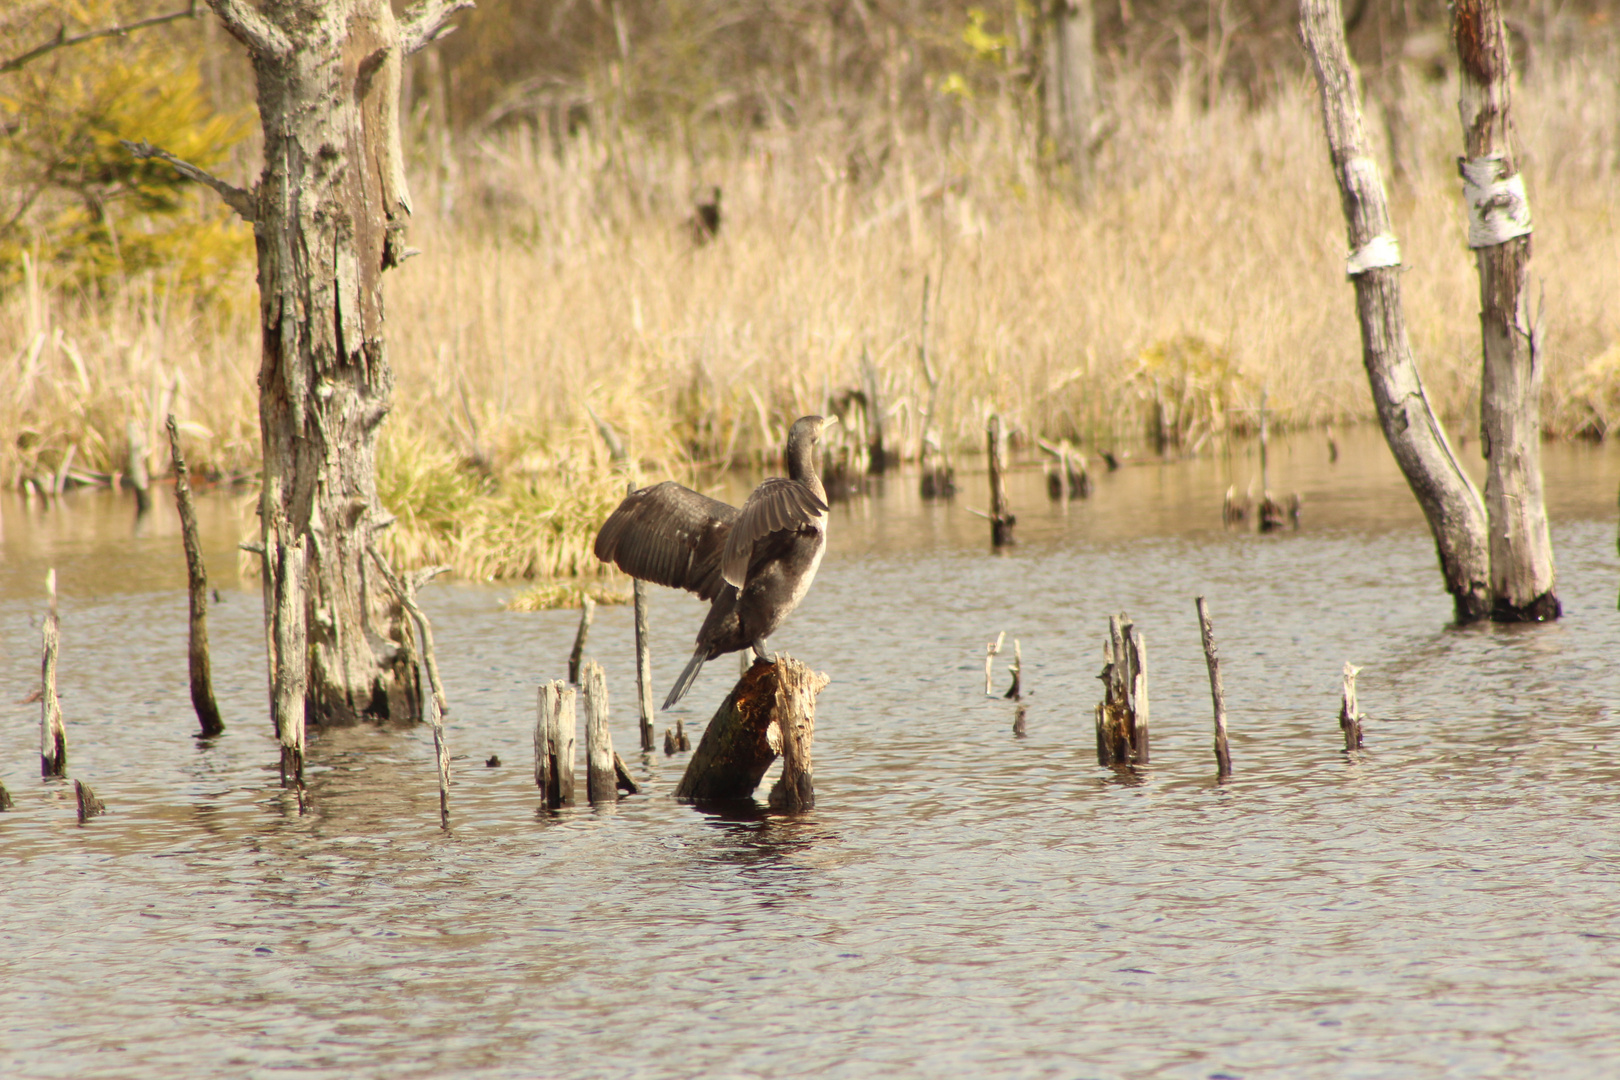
[199,0,469,780]
[1453,0,1560,622]
[1042,0,1096,200]
[1300,0,1492,621]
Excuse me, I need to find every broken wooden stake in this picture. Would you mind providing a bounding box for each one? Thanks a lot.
[535,680,577,808]
[1004,638,1022,701]
[613,750,639,794]
[568,595,595,684]
[985,631,1005,696]
[40,568,66,778]
[987,414,1016,546]
[1095,613,1150,767]
[166,415,224,738]
[581,660,618,804]
[74,779,104,822]
[675,655,828,806]
[633,577,655,751]
[1196,596,1233,778]
[1339,662,1365,751]
[125,419,152,517]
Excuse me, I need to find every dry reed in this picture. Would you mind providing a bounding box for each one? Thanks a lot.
[4,52,1618,584]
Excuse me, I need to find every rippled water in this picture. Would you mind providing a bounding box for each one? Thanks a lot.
[3,429,1620,1079]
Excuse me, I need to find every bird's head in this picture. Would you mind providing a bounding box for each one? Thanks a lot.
[792,414,838,447]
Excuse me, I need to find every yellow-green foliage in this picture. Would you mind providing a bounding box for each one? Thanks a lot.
[1134,335,1255,447]
[374,427,632,583]
[0,8,250,292]
[505,582,631,612]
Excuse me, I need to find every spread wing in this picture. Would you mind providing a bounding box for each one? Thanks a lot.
[594,481,739,601]
[720,477,828,588]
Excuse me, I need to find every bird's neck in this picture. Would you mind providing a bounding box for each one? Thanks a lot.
[786,443,826,504]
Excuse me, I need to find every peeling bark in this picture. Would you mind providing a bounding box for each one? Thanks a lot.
[1301,0,1491,622]
[1453,0,1560,622]
[200,0,470,757]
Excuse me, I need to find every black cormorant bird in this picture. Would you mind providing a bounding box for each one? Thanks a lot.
[594,415,835,708]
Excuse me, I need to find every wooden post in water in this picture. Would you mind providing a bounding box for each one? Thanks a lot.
[633,578,655,751]
[1095,612,1149,767]
[166,416,224,737]
[536,680,578,808]
[860,347,888,474]
[987,414,1015,546]
[568,595,595,684]
[675,656,828,806]
[125,419,152,517]
[1339,662,1365,751]
[0,778,12,812]
[581,660,618,804]
[74,779,104,822]
[985,631,1004,696]
[40,569,66,778]
[1196,596,1233,778]
[1004,638,1023,701]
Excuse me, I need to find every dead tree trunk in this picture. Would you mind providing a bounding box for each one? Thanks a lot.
[156,0,474,764]
[1043,0,1097,200]
[1453,0,1559,622]
[1300,0,1491,622]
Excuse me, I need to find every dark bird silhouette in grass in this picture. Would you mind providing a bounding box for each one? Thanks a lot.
[594,415,835,708]
[688,185,721,245]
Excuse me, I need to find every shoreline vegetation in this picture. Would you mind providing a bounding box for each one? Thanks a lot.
[3,6,1617,603]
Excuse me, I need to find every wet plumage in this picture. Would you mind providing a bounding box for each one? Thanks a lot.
[593,416,833,708]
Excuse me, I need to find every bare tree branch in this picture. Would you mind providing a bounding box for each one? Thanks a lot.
[204,0,290,59]
[122,139,256,222]
[0,1,201,75]
[401,0,475,56]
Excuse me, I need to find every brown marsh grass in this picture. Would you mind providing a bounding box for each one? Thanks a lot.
[4,54,1618,585]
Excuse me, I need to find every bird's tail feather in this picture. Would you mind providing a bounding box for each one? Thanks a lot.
[663,647,709,710]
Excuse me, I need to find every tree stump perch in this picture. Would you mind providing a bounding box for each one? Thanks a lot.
[674,656,828,808]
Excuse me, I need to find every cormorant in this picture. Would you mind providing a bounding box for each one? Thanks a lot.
[594,415,835,708]
[688,185,722,245]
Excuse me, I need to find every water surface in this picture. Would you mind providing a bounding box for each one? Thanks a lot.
[3,428,1619,1079]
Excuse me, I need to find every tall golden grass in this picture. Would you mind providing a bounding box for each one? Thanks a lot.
[3,50,1618,582]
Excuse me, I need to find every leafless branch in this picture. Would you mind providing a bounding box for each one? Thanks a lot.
[0,1,200,75]
[122,139,256,223]
[204,0,290,59]
[401,0,475,56]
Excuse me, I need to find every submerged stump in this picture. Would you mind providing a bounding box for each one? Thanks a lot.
[1095,613,1150,768]
[674,655,828,808]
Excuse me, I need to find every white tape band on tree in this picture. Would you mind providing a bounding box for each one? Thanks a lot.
[1459,156,1532,248]
[1346,233,1401,276]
